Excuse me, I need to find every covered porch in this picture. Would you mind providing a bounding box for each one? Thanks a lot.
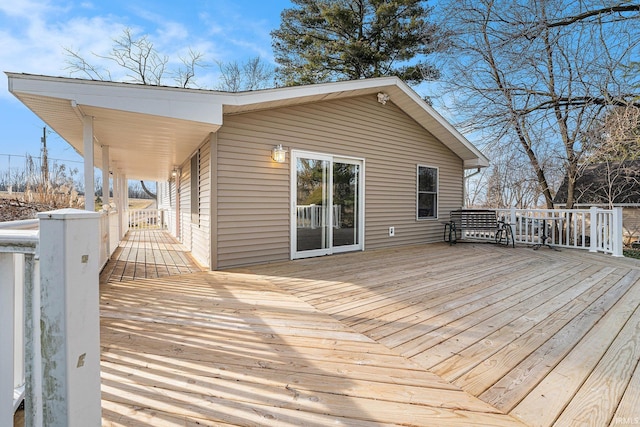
[99,238,640,426]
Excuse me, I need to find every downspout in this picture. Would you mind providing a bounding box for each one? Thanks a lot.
[463,168,482,208]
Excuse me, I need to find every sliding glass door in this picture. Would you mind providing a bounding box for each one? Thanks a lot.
[292,151,363,259]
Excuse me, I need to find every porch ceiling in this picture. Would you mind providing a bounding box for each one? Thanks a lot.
[8,74,222,181]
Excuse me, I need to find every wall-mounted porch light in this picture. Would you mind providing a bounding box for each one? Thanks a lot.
[272,144,287,163]
[377,92,390,105]
[171,167,180,177]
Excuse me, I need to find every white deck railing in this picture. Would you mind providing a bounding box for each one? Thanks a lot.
[296,205,342,229]
[99,210,120,269]
[127,209,167,230]
[1,210,106,426]
[464,207,624,256]
[0,229,37,426]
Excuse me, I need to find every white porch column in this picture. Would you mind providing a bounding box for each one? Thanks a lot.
[114,172,123,239]
[37,209,102,427]
[589,206,598,253]
[83,116,95,212]
[101,145,110,206]
[121,175,128,238]
[612,206,624,257]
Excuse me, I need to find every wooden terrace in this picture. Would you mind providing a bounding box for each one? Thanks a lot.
[97,230,640,426]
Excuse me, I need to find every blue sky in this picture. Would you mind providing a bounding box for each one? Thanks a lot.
[0,0,293,171]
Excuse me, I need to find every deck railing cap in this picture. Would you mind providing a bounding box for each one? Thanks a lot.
[0,229,39,254]
[37,208,101,220]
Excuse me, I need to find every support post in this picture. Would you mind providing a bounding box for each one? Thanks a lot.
[612,206,624,257]
[114,173,123,239]
[589,206,598,253]
[101,146,110,207]
[0,254,15,427]
[37,209,102,427]
[121,175,128,238]
[100,146,110,260]
[24,254,41,427]
[83,116,95,212]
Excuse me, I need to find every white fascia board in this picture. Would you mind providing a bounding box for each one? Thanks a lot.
[220,76,401,106]
[7,73,223,126]
[388,81,490,168]
[463,158,490,169]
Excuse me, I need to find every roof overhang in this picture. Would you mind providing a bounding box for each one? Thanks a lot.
[220,77,489,169]
[7,73,223,180]
[6,73,488,181]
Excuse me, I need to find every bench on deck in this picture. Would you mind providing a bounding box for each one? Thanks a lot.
[444,209,514,247]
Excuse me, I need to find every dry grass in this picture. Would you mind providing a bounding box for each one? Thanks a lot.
[127,199,155,210]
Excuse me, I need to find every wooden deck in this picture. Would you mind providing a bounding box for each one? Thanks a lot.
[99,233,640,426]
[100,229,202,283]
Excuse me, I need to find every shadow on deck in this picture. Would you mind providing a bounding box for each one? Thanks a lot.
[99,239,640,426]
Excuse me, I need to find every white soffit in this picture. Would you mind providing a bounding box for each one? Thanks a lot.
[7,73,222,181]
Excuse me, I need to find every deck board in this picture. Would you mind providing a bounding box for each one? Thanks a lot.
[100,230,202,283]
[101,271,524,426]
[241,243,640,427]
[96,236,640,426]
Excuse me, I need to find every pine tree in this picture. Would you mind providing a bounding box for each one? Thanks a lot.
[271,0,441,86]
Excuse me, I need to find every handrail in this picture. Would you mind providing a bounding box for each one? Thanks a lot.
[484,207,623,256]
[0,230,39,254]
[127,208,167,230]
[0,219,39,230]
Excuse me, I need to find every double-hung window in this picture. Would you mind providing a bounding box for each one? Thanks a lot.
[417,165,438,219]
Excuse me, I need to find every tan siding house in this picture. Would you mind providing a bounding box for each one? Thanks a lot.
[7,74,489,270]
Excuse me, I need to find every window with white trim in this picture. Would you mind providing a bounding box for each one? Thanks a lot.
[417,165,438,219]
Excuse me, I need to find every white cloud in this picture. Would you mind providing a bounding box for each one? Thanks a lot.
[0,0,283,96]
[0,0,55,19]
[0,3,127,97]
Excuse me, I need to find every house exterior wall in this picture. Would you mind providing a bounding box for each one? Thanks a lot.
[214,94,464,269]
[162,136,212,268]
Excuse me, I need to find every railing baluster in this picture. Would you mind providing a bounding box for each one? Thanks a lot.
[0,230,38,426]
[493,207,621,255]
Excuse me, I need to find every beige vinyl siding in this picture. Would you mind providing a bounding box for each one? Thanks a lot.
[177,136,211,268]
[215,94,464,269]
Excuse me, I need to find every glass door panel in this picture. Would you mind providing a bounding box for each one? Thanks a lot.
[332,161,360,249]
[295,156,330,254]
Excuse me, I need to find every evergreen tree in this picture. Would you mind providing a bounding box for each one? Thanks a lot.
[271,0,441,86]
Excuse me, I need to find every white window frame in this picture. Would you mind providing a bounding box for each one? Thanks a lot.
[416,165,438,220]
[290,150,365,259]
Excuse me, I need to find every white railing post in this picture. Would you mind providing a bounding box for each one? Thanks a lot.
[23,253,41,427]
[612,207,624,257]
[37,209,102,426]
[510,207,517,228]
[589,206,598,253]
[0,253,15,427]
